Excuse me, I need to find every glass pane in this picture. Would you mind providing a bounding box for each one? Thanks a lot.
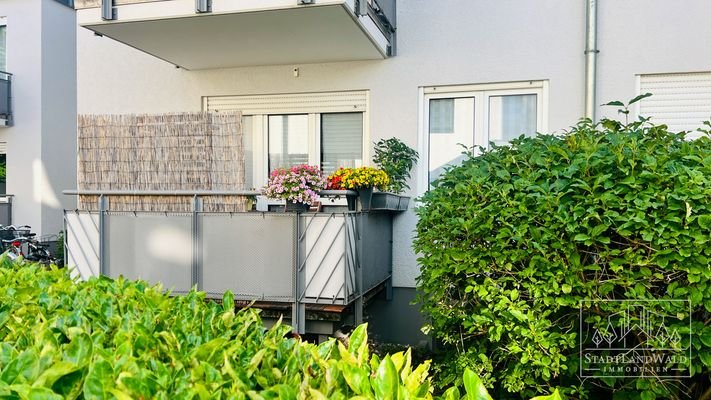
[488,94,537,144]
[428,97,474,185]
[429,99,454,134]
[242,116,253,189]
[321,113,363,175]
[268,115,309,172]
[0,26,6,73]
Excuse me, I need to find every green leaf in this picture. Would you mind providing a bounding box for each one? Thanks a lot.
[462,369,492,400]
[372,355,399,400]
[442,387,461,400]
[341,363,371,396]
[530,389,564,400]
[348,324,369,365]
[223,290,235,312]
[33,361,80,388]
[83,360,114,400]
[603,100,625,107]
[640,390,656,400]
[628,92,653,105]
[28,387,63,400]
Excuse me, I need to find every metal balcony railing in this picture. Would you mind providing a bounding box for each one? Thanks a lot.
[0,71,12,126]
[63,190,395,333]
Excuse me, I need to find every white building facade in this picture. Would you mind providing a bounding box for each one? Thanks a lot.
[0,0,77,236]
[74,0,711,343]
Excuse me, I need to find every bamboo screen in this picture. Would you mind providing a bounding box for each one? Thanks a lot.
[77,112,247,212]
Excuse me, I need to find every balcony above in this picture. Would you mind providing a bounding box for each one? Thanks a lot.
[76,0,396,70]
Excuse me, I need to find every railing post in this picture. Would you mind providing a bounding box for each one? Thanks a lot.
[195,0,211,13]
[355,0,368,16]
[293,214,306,334]
[191,195,203,290]
[101,0,116,20]
[354,212,364,326]
[97,195,108,276]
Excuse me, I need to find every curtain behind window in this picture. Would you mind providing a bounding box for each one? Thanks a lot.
[321,113,363,175]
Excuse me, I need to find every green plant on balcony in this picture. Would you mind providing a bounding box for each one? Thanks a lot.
[373,137,419,194]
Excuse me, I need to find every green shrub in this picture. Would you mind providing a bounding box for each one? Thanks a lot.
[0,259,440,399]
[415,116,711,398]
[373,138,419,194]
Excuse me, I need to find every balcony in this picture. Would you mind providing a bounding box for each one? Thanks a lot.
[64,190,397,334]
[75,0,396,70]
[0,72,12,127]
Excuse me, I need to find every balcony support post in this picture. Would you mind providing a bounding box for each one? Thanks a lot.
[191,195,203,290]
[354,213,364,325]
[293,215,306,334]
[97,195,108,275]
[101,0,116,21]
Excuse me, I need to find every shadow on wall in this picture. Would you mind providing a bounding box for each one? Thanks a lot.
[365,287,430,347]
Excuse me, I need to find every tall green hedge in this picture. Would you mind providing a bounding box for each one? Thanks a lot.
[415,117,711,398]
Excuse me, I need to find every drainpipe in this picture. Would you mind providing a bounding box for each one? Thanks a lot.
[584,0,598,120]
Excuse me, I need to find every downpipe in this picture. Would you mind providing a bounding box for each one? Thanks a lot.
[584,0,599,121]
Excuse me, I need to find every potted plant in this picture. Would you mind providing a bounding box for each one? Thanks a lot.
[262,165,327,212]
[328,167,389,210]
[372,138,419,210]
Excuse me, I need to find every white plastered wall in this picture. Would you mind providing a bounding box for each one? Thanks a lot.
[0,0,76,236]
[77,0,711,287]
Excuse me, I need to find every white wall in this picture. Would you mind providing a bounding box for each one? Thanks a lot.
[1,0,44,233]
[76,0,711,288]
[41,0,77,235]
[0,0,76,236]
[597,0,711,120]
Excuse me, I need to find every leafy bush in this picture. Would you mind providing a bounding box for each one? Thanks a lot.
[373,138,419,194]
[415,116,711,398]
[0,259,441,399]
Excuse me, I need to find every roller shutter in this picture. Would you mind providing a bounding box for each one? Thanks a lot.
[204,90,368,115]
[639,72,711,139]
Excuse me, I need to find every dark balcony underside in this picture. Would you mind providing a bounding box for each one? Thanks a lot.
[83,4,387,70]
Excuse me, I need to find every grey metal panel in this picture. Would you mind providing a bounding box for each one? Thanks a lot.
[65,211,100,280]
[0,197,11,225]
[200,213,295,301]
[106,213,193,293]
[299,213,348,303]
[360,212,393,291]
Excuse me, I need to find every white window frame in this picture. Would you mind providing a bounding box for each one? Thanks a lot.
[417,81,549,195]
[253,111,366,186]
[203,91,370,188]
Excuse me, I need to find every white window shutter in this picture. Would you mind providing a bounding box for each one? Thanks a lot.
[205,91,368,115]
[639,72,711,139]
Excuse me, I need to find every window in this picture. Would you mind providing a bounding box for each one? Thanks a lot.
[488,94,537,145]
[204,91,368,187]
[421,81,548,187]
[321,113,363,175]
[0,24,6,73]
[268,114,309,171]
[638,72,711,140]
